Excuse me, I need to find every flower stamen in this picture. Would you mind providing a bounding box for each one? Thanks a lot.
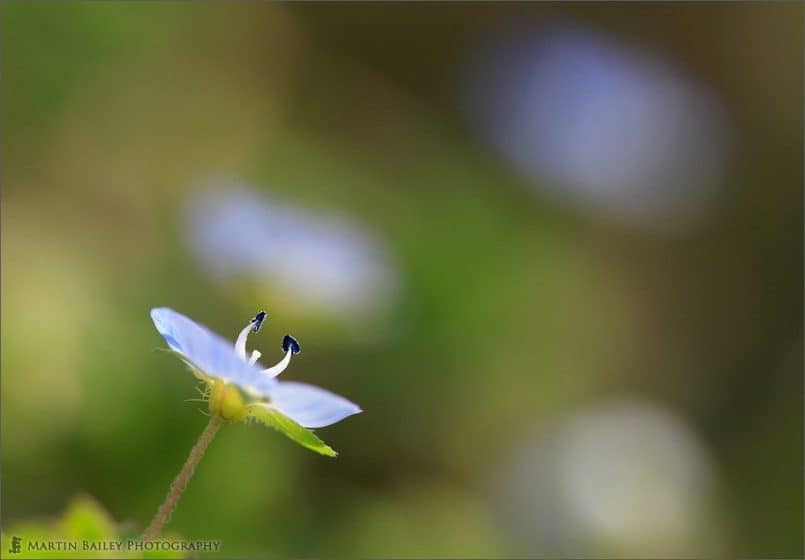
[261,335,301,378]
[282,334,301,355]
[234,310,268,359]
[251,311,267,333]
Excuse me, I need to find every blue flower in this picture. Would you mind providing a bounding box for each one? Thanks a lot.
[183,187,397,317]
[150,307,361,454]
[464,21,730,230]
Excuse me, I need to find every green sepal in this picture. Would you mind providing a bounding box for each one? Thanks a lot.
[247,404,337,457]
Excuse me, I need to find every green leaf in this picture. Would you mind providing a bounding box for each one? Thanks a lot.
[58,494,116,541]
[247,404,337,457]
[1,495,186,559]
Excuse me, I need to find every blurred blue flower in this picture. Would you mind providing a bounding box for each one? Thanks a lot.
[492,398,722,555]
[184,186,397,317]
[151,307,361,428]
[465,21,731,230]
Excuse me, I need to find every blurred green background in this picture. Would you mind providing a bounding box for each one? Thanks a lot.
[1,2,802,558]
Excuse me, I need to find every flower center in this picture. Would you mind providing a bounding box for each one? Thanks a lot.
[208,380,248,423]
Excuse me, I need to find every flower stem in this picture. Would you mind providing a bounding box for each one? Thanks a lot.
[140,416,221,540]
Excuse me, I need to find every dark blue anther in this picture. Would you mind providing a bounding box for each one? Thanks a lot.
[251,311,267,333]
[282,334,301,354]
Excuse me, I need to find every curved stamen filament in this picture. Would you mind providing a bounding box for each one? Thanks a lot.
[234,323,253,359]
[261,349,292,378]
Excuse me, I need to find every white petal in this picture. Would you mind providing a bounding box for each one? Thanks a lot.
[150,307,277,396]
[261,349,292,378]
[234,323,253,359]
[268,381,361,428]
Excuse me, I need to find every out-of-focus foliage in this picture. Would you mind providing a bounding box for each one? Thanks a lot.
[1,2,802,558]
[0,495,184,559]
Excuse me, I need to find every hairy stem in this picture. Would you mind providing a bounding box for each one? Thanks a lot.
[140,416,221,540]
